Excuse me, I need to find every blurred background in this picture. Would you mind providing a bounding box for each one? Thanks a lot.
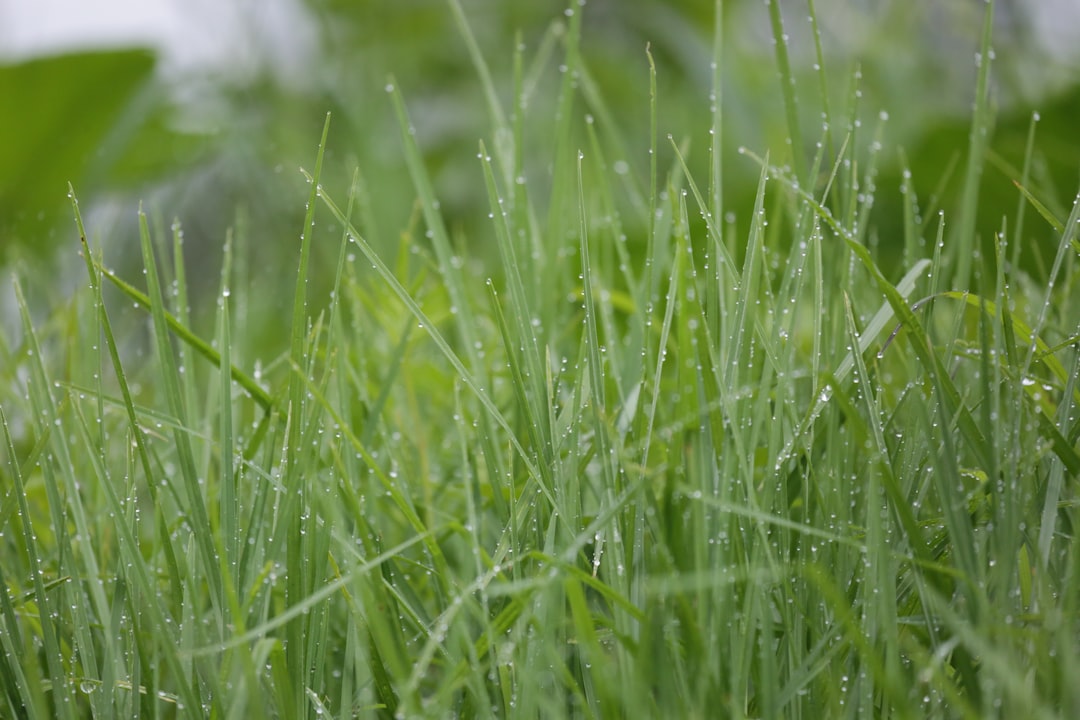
[2,0,1079,342]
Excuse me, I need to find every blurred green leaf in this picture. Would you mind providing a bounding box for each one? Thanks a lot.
[0,49,155,258]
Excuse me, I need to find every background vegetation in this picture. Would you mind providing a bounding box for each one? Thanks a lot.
[1,0,1079,717]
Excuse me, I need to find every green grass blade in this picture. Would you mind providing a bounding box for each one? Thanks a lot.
[309,176,548,498]
[137,205,225,621]
[283,112,331,719]
[94,261,272,410]
[766,0,804,182]
[0,403,73,720]
[218,232,239,597]
[952,0,995,289]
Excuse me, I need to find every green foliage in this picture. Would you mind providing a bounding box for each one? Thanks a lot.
[0,49,208,261]
[2,1,1080,718]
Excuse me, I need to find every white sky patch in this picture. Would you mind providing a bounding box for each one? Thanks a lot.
[0,0,318,86]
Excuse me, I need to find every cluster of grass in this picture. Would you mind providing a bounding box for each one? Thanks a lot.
[3,1,1080,718]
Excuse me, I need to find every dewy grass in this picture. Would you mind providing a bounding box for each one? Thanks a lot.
[3,1,1080,718]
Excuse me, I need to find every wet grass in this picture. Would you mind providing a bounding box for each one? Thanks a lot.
[2,1,1080,718]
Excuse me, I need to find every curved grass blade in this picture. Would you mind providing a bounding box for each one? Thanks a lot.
[94,262,272,411]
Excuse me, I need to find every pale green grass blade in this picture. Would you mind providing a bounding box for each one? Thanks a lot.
[582,118,642,323]
[72,189,190,633]
[1033,191,1080,565]
[545,0,583,250]
[486,282,551,489]
[709,0,724,221]
[137,206,224,620]
[845,233,994,479]
[843,292,902,704]
[357,313,415,449]
[801,564,915,716]
[309,177,549,498]
[448,381,503,716]
[806,0,834,164]
[928,291,1080,406]
[187,531,432,656]
[840,67,864,228]
[575,151,624,618]
[384,77,527,555]
[67,355,204,715]
[283,112,331,720]
[1062,452,1080,715]
[11,278,108,720]
[899,151,922,268]
[94,261,272,410]
[1023,187,1080,375]
[577,69,649,234]
[386,83,484,372]
[2,3,1078,717]
[855,110,888,246]
[1011,112,1041,268]
[217,232,240,603]
[326,168,359,360]
[293,360,449,572]
[646,46,658,262]
[988,226,1022,603]
[670,138,739,281]
[727,157,769,390]
[766,0,804,182]
[0,403,74,720]
[0,559,41,718]
[922,584,1060,720]
[928,210,948,302]
[1013,178,1076,250]
[169,220,202,468]
[952,0,995,289]
[479,141,552,461]
[12,261,118,720]
[508,32,545,309]
[445,0,511,189]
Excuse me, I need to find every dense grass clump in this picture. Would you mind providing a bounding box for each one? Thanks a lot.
[2,1,1079,718]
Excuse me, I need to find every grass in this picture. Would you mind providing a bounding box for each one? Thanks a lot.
[2,1,1080,718]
